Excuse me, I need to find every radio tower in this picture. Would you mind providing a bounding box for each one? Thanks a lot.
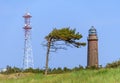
[23,12,34,69]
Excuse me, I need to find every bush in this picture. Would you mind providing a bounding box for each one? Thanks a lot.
[106,60,120,68]
[72,65,84,71]
[23,68,44,73]
[86,66,99,70]
[1,65,22,74]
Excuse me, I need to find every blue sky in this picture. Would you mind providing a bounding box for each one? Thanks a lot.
[0,0,120,69]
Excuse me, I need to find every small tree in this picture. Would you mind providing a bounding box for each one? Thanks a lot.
[44,27,86,75]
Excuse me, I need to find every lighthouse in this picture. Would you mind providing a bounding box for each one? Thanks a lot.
[87,26,98,68]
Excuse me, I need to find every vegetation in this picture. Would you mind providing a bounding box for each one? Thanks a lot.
[1,60,120,83]
[1,68,120,83]
[106,60,120,68]
[3,59,120,74]
[1,65,83,75]
[44,27,86,75]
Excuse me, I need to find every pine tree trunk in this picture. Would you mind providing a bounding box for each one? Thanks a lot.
[45,38,51,75]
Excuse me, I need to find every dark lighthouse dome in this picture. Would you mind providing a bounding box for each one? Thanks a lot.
[89,26,97,35]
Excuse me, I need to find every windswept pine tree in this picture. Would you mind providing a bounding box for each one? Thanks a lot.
[44,27,86,75]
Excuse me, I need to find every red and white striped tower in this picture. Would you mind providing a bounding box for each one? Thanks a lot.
[23,12,34,69]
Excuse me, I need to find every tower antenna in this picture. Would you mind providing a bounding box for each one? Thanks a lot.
[23,12,34,69]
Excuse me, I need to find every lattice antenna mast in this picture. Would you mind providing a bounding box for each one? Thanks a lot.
[23,12,34,69]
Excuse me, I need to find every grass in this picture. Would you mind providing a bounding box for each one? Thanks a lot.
[0,68,120,83]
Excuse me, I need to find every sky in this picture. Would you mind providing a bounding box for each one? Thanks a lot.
[0,0,120,69]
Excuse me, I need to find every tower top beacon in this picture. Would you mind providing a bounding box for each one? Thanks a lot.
[89,26,97,35]
[23,12,32,18]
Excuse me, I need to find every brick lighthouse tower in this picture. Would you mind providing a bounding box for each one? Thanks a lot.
[87,26,98,67]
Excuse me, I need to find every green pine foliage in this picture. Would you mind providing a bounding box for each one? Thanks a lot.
[45,28,86,47]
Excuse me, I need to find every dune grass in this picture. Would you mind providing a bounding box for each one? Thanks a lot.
[0,68,120,83]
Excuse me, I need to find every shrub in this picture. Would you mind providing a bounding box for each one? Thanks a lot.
[106,60,120,68]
